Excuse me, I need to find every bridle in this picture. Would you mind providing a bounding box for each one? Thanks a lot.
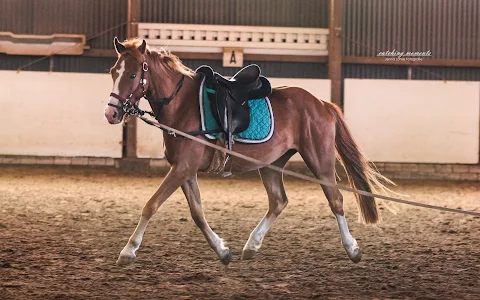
[108,61,185,117]
[107,59,219,138]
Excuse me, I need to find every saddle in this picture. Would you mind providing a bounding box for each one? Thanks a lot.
[196,64,272,154]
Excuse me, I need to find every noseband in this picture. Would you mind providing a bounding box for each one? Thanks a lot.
[108,61,185,116]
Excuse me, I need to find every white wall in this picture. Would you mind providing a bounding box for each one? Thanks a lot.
[344,79,480,164]
[4,71,477,165]
[136,78,331,159]
[136,99,165,158]
[0,71,122,157]
[0,70,329,160]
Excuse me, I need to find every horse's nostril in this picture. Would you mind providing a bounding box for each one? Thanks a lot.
[112,111,118,119]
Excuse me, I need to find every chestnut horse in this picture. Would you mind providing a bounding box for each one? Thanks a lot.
[104,38,392,266]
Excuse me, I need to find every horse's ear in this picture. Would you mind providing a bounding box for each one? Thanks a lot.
[137,40,147,54]
[113,37,126,54]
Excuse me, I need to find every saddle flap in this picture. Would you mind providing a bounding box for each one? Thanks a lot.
[214,86,250,134]
[199,75,275,144]
[197,64,272,145]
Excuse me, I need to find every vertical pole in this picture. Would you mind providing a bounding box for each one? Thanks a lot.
[124,0,141,158]
[329,0,343,107]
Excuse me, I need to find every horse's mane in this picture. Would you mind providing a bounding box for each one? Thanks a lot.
[121,38,194,78]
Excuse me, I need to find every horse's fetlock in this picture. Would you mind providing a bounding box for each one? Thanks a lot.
[128,240,139,249]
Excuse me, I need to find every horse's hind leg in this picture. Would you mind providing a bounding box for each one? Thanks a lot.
[181,175,232,265]
[242,151,294,260]
[299,127,362,263]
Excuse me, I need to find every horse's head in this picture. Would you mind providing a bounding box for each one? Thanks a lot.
[104,37,149,124]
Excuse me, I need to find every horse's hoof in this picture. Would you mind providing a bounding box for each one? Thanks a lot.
[219,249,233,265]
[116,253,136,266]
[241,248,257,260]
[346,247,362,263]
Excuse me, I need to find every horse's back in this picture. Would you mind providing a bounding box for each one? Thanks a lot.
[270,85,333,121]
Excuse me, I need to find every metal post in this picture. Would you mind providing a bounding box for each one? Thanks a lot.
[328,0,343,107]
[124,0,140,158]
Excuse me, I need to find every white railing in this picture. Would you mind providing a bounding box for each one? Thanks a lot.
[138,23,329,56]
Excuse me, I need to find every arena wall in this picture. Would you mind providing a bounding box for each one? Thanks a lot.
[344,79,480,164]
[0,71,122,158]
[1,71,479,181]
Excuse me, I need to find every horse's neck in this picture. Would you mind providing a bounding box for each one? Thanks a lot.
[149,69,182,101]
[149,72,200,129]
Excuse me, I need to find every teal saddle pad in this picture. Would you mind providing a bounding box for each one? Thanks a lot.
[198,77,275,143]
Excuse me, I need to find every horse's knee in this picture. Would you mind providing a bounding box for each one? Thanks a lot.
[271,198,288,215]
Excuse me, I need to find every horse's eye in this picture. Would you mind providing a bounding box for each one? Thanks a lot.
[130,73,136,79]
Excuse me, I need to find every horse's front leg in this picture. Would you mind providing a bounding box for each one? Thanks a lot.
[116,165,192,266]
[181,176,232,265]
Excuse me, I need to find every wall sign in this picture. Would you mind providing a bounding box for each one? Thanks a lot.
[223,47,243,67]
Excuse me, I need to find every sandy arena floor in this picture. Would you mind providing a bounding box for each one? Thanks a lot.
[0,166,479,299]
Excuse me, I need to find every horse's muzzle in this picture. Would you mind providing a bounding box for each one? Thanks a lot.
[105,103,122,124]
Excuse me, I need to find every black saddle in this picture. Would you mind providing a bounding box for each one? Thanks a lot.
[196,64,272,155]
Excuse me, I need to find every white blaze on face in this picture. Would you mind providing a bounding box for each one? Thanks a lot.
[109,60,126,106]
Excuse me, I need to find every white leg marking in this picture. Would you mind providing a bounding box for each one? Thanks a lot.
[117,216,148,265]
[210,232,229,254]
[335,213,362,263]
[203,222,227,250]
[243,213,275,253]
[199,221,230,261]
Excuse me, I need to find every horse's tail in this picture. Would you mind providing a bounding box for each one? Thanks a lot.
[325,102,396,224]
